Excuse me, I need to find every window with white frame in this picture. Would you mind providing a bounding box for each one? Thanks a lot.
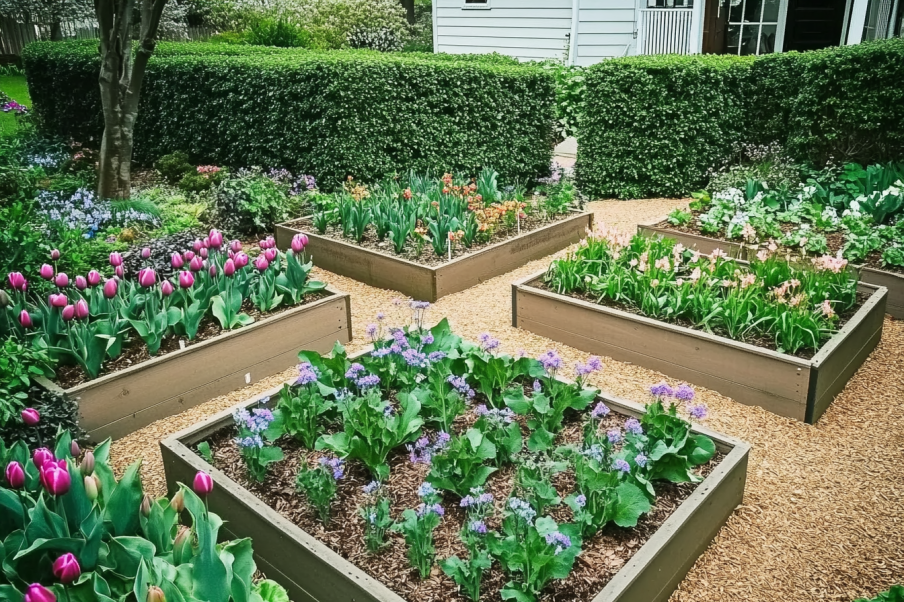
[647,0,694,6]
[861,0,901,40]
[726,0,786,55]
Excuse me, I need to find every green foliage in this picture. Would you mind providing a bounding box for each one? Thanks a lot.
[275,379,336,448]
[246,17,312,48]
[667,207,692,226]
[213,169,300,234]
[296,458,342,523]
[855,585,904,602]
[154,150,193,184]
[0,386,83,448]
[427,428,497,498]
[23,40,555,189]
[0,337,55,426]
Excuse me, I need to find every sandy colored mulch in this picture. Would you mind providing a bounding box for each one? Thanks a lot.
[110,196,904,602]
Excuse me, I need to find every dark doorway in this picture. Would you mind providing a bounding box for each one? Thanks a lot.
[702,0,730,53]
[783,0,848,51]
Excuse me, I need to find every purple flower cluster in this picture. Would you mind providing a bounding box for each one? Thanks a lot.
[356,374,381,389]
[649,382,674,397]
[233,407,275,435]
[401,348,428,368]
[590,402,610,419]
[365,323,379,340]
[606,429,622,444]
[237,435,264,449]
[448,375,475,398]
[427,350,446,362]
[533,380,542,393]
[581,444,604,462]
[295,362,318,386]
[612,458,631,473]
[416,503,445,517]
[408,432,451,465]
[1,101,28,114]
[474,405,514,425]
[538,350,562,374]
[318,456,345,480]
[574,494,587,508]
[635,453,648,468]
[460,489,494,508]
[363,481,381,495]
[688,404,708,420]
[624,418,643,436]
[507,497,536,525]
[345,363,365,379]
[675,384,695,401]
[544,531,572,555]
[37,188,158,238]
[469,520,488,534]
[478,332,500,353]
[417,482,437,498]
[575,356,603,377]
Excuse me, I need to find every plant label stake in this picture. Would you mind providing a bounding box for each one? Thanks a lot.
[447,237,452,261]
[517,213,521,235]
[179,340,186,350]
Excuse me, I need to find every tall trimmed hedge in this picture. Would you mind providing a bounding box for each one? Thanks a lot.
[576,38,904,199]
[22,41,553,188]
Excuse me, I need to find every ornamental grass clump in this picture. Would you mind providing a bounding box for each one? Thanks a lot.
[545,225,859,354]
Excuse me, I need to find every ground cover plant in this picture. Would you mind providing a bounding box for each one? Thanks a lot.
[198,306,717,602]
[544,226,860,356]
[296,166,580,263]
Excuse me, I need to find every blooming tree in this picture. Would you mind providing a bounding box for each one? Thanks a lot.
[0,0,92,39]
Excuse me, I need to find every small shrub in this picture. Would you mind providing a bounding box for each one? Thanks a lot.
[212,168,295,234]
[179,165,228,192]
[155,150,193,184]
[246,17,312,48]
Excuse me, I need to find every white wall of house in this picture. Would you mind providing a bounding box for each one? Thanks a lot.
[573,0,637,66]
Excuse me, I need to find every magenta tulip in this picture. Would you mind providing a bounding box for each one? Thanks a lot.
[40,264,54,280]
[202,237,210,249]
[192,240,202,252]
[40,460,71,496]
[103,279,118,299]
[49,293,68,308]
[171,253,184,269]
[193,471,214,497]
[260,236,276,250]
[115,265,124,278]
[50,248,61,260]
[230,240,242,253]
[52,553,81,583]
[183,250,195,262]
[22,407,40,425]
[223,259,235,277]
[234,252,249,268]
[291,233,308,253]
[25,583,56,602]
[54,273,69,288]
[75,275,87,290]
[264,248,278,263]
[70,440,80,457]
[8,272,27,291]
[254,256,269,271]
[208,264,217,278]
[209,229,224,248]
[138,268,157,288]
[5,461,24,489]
[178,271,195,289]
[87,270,101,286]
[141,247,151,259]
[189,257,204,272]
[75,299,89,320]
[161,281,175,296]
[61,305,75,322]
[19,310,33,328]
[109,252,123,267]
[33,448,54,469]
[199,247,209,259]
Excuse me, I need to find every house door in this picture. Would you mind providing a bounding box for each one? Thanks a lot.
[702,0,729,52]
[783,0,848,51]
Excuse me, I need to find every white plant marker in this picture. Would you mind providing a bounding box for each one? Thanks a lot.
[447,237,452,261]
[517,213,521,235]
[179,339,186,350]
[245,372,251,384]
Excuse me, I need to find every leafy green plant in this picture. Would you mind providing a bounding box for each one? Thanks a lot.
[246,17,312,48]
[275,367,336,448]
[393,482,444,579]
[296,456,344,523]
[473,405,522,466]
[233,406,283,482]
[154,150,193,184]
[0,337,55,426]
[359,480,393,553]
[440,487,495,602]
[427,428,497,498]
[667,208,692,226]
[855,585,904,602]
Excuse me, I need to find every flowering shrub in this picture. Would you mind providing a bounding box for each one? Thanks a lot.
[35,188,160,238]
[212,167,311,234]
[546,226,858,354]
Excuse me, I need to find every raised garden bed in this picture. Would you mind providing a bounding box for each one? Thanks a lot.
[638,219,904,320]
[512,272,887,424]
[275,211,593,301]
[40,289,351,441]
[161,381,749,602]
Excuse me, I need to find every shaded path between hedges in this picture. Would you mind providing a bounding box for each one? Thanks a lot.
[111,197,904,602]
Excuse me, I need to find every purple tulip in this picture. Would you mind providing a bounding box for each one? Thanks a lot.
[87,270,101,286]
[264,248,277,263]
[75,299,89,320]
[199,247,209,259]
[70,440,80,457]
[22,407,40,425]
[61,305,76,322]
[141,247,151,259]
[40,460,71,496]
[5,461,24,489]
[230,240,242,253]
[109,252,123,267]
[209,229,224,249]
[75,275,87,290]
[189,257,204,272]
[183,250,195,262]
[192,240,202,252]
[234,252,249,268]
[40,264,54,280]
[49,293,68,308]
[223,259,235,277]
[80,451,95,476]
[19,310,33,328]
[179,271,195,289]
[171,253,184,269]
[138,268,157,288]
[52,553,81,583]
[25,583,56,602]
[115,265,124,278]
[50,249,61,260]
[103,279,118,299]
[193,471,214,497]
[161,281,175,296]
[54,273,69,288]
[208,264,217,277]
[33,448,54,469]
[8,272,27,291]
[254,256,269,271]
[291,233,308,253]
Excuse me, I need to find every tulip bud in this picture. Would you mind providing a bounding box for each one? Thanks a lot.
[138,268,157,288]
[264,248,277,263]
[24,583,56,602]
[260,236,276,250]
[223,259,235,277]
[50,248,61,260]
[234,252,249,268]
[41,460,71,496]
[103,279,118,299]
[209,230,224,249]
[75,275,87,290]
[230,240,242,253]
[115,265,124,278]
[33,447,54,469]
[70,440,80,457]
[80,451,95,476]
[161,281,175,297]
[61,304,76,322]
[254,256,269,272]
[141,247,151,259]
[189,257,204,272]
[173,524,190,547]
[183,250,195,262]
[192,240,202,252]
[109,252,123,267]
[52,552,81,583]
[193,471,214,497]
[87,270,101,286]
[49,293,68,308]
[170,489,185,512]
[178,271,195,289]
[291,233,308,253]
[199,247,209,259]
[171,253,184,269]
[40,264,54,280]
[0,290,9,308]
[8,271,27,291]
[75,299,89,320]
[208,264,217,278]
[5,461,25,489]
[140,494,152,517]
[84,474,98,500]
[147,586,166,602]
[19,310,33,328]
[22,407,40,425]
[54,272,69,288]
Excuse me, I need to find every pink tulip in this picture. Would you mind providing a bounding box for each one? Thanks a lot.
[141,247,151,259]
[109,252,123,267]
[223,259,235,277]
[24,583,56,602]
[75,275,87,290]
[87,270,101,286]
[54,273,69,288]
[5,461,24,489]
[183,250,195,262]
[49,293,68,308]
[50,249,61,260]
[192,240,202,252]
[61,305,76,322]
[40,264,54,280]
[199,247,209,259]
[209,230,224,249]
[208,264,217,278]
[193,471,214,497]
[171,253,184,269]
[202,237,210,249]
[161,281,175,296]
[40,459,71,496]
[140,494,152,517]
[179,271,195,289]
[22,407,40,425]
[138,268,157,288]
[260,236,276,250]
[230,240,242,253]
[189,257,204,272]
[234,252,249,268]
[264,248,278,263]
[52,552,81,583]
[254,256,269,271]
[75,299,89,320]
[115,265,124,278]
[19,310,33,328]
[291,233,308,253]
[103,279,118,299]
[33,448,54,469]
[7,272,27,291]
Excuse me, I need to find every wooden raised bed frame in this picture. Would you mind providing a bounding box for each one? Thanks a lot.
[161,379,750,602]
[638,218,904,319]
[275,211,594,302]
[512,272,887,424]
[40,289,352,442]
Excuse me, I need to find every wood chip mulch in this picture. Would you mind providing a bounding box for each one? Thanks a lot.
[110,198,904,601]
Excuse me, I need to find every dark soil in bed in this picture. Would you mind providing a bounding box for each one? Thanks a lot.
[202,406,723,602]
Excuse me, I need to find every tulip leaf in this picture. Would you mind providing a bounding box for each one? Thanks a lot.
[103,461,143,537]
[61,459,93,531]
[181,485,231,602]
[93,439,112,465]
[25,494,68,543]
[54,431,73,460]
[133,557,150,602]
[13,536,84,562]
[79,507,104,570]
[0,488,25,536]
[0,585,24,602]
[108,536,156,579]
[222,538,256,602]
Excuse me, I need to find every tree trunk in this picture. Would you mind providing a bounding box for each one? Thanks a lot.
[400,0,415,24]
[97,120,134,199]
[50,21,63,41]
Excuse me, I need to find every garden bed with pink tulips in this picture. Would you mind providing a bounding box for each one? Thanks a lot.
[4,231,352,441]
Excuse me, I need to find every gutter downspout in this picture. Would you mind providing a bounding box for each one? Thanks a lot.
[568,0,580,65]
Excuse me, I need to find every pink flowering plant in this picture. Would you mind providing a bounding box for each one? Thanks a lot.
[546,226,858,354]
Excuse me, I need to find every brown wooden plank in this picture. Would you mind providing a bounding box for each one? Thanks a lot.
[637,221,750,260]
[861,267,904,319]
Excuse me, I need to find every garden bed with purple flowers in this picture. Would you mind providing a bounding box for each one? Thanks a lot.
[162,314,749,602]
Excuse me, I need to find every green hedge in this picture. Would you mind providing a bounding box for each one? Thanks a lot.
[576,38,904,199]
[22,41,552,187]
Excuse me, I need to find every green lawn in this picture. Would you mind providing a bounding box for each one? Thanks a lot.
[0,75,31,137]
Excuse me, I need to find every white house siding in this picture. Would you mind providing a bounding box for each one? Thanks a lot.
[434,0,574,62]
[575,0,637,65]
